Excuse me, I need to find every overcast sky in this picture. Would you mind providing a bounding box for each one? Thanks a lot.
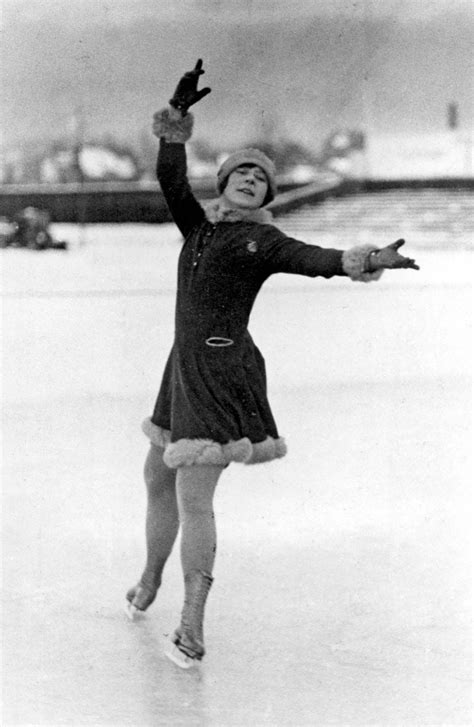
[3,0,470,25]
[2,0,472,151]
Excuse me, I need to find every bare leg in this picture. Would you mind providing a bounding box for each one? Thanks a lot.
[126,444,179,612]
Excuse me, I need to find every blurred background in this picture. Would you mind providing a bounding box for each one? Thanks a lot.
[1,0,473,188]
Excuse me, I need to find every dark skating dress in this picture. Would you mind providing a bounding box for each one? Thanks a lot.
[142,139,380,467]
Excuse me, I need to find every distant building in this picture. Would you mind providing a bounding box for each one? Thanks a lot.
[39,144,140,183]
[364,132,473,180]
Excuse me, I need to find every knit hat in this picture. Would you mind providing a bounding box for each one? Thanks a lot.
[217,149,277,206]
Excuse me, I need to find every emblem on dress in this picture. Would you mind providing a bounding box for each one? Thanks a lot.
[246,240,258,253]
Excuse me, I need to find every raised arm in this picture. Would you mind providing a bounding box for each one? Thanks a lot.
[152,60,212,238]
[258,228,419,282]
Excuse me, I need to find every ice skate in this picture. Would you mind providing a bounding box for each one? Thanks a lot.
[125,582,158,620]
[165,570,213,668]
[165,637,200,669]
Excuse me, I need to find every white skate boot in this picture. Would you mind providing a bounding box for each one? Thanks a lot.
[125,582,159,621]
[165,569,213,668]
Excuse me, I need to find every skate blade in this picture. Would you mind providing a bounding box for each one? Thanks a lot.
[124,602,142,621]
[165,643,198,669]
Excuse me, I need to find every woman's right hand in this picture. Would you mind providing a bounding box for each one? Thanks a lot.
[169,59,211,115]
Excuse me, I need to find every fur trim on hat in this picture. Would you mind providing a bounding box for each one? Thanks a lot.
[204,199,273,225]
[342,244,384,282]
[152,107,194,143]
[142,417,286,467]
[217,149,277,205]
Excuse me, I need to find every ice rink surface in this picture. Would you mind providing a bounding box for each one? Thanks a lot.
[2,224,472,726]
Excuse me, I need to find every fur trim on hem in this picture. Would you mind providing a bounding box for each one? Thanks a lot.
[203,199,273,225]
[342,244,384,282]
[152,107,194,143]
[141,417,287,467]
[142,417,172,448]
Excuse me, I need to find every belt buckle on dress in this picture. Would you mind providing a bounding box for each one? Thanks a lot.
[205,337,234,347]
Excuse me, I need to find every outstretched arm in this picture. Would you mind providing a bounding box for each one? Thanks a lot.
[152,60,212,238]
[258,227,419,282]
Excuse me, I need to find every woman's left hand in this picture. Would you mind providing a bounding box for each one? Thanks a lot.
[370,239,419,270]
[169,59,211,115]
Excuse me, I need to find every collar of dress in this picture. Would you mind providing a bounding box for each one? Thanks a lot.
[204,199,273,225]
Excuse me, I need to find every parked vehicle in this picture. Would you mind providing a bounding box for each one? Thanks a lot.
[0,207,67,250]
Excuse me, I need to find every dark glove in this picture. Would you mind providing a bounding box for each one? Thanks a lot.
[169,59,211,115]
[369,239,419,271]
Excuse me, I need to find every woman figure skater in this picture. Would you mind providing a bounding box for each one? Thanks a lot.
[126,60,419,668]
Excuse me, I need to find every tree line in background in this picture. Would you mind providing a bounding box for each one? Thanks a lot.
[1,129,365,186]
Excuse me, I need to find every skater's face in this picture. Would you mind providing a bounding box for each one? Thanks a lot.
[221,165,269,210]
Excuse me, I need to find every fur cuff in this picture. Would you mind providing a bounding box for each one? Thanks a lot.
[152,107,194,143]
[142,418,286,467]
[342,244,384,282]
